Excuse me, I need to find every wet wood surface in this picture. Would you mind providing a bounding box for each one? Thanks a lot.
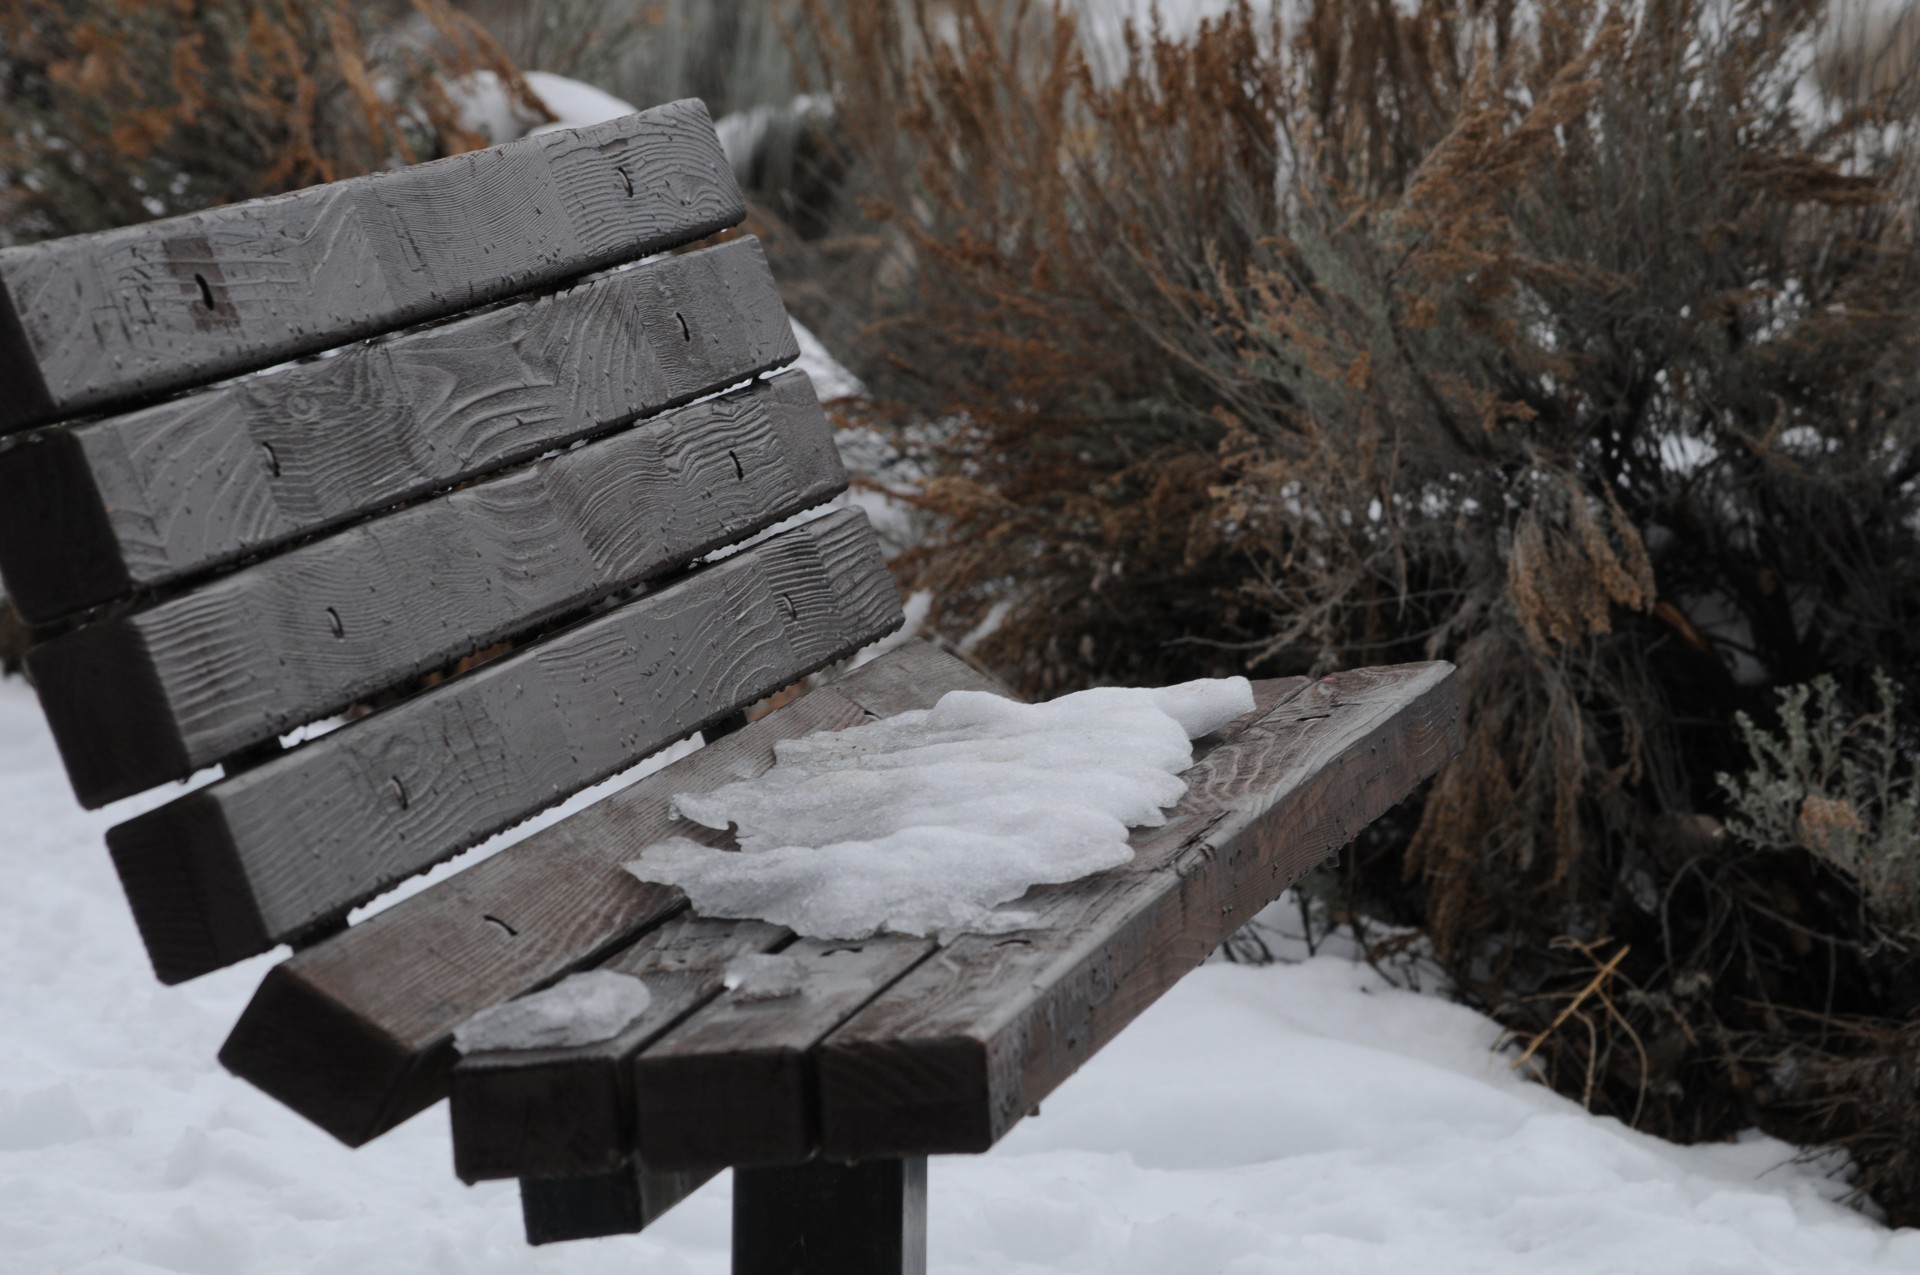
[814,663,1462,1159]
[632,936,937,1171]
[452,913,788,1184]
[440,665,1462,1178]
[447,647,1007,1181]
[0,236,796,625]
[28,370,842,800]
[108,511,899,984]
[0,100,742,434]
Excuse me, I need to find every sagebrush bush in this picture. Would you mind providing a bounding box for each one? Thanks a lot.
[1722,673,1920,941]
[0,0,542,678]
[804,0,1920,1218]
[0,0,539,243]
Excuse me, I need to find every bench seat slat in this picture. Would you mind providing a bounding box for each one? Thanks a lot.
[0,100,742,435]
[631,936,938,1172]
[106,509,900,985]
[218,642,993,1148]
[813,662,1462,1160]
[29,370,842,806]
[454,933,938,1182]
[451,913,788,1184]
[0,236,797,625]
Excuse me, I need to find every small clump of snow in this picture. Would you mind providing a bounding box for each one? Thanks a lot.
[790,318,865,401]
[722,952,809,1002]
[624,679,1255,940]
[452,970,652,1054]
[714,95,833,174]
[445,69,640,145]
[523,71,641,136]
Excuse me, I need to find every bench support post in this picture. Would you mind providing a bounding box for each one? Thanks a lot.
[732,1156,927,1275]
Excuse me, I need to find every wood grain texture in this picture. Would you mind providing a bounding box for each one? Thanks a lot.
[452,913,787,1184]
[112,510,900,984]
[31,370,843,803]
[0,236,799,625]
[633,936,936,1172]
[0,101,743,435]
[218,642,977,1148]
[815,663,1464,1159]
[520,1160,718,1246]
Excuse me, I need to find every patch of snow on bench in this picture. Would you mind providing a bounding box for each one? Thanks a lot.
[624,678,1255,940]
[724,952,809,1002]
[452,970,652,1053]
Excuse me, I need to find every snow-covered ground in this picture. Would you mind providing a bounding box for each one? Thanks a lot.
[3,673,1917,1274]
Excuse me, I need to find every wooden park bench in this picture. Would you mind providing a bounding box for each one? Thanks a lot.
[0,100,1463,1273]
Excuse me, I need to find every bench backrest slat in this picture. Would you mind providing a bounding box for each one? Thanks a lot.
[0,101,741,434]
[0,236,795,624]
[29,369,843,806]
[102,508,898,984]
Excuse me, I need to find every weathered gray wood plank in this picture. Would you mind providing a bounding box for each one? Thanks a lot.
[633,936,936,1172]
[814,663,1462,1159]
[30,371,842,804]
[520,1160,718,1245]
[0,236,799,625]
[110,510,900,984]
[0,101,743,434]
[451,913,787,1184]
[218,642,983,1148]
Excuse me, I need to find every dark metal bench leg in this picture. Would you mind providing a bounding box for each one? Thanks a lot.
[732,1157,927,1275]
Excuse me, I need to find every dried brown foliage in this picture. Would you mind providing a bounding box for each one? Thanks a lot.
[0,2,546,684]
[0,0,544,243]
[805,0,1920,1218]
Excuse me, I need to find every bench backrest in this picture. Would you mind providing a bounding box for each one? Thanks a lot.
[0,99,903,986]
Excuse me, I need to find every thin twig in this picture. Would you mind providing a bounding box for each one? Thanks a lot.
[1509,942,1631,1072]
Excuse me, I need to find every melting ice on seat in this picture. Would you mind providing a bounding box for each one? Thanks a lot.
[624,678,1256,941]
